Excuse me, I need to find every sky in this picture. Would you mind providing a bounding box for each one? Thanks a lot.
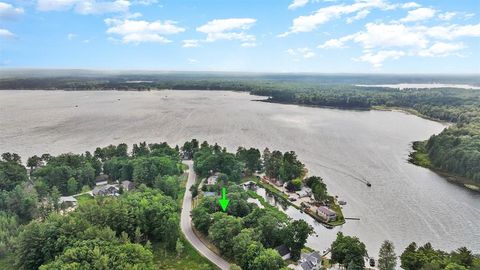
[0,0,479,73]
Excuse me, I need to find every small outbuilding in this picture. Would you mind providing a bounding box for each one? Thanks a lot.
[121,180,135,191]
[59,196,77,208]
[275,244,291,260]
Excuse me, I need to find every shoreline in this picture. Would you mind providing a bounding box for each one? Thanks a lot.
[259,98,480,193]
[409,142,480,192]
[250,177,346,227]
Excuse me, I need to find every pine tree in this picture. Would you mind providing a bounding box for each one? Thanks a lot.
[378,240,397,270]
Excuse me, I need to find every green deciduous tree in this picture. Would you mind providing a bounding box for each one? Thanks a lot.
[284,220,313,260]
[252,248,284,270]
[208,212,242,258]
[331,232,367,269]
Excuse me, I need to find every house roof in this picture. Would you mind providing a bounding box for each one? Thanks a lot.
[275,244,291,257]
[299,251,321,270]
[59,196,77,203]
[92,184,119,195]
[317,206,336,216]
[121,180,134,189]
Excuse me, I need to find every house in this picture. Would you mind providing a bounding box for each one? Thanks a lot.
[275,244,291,260]
[92,184,119,196]
[121,180,135,191]
[316,206,337,222]
[296,251,321,270]
[206,173,219,185]
[95,174,109,186]
[59,196,77,208]
[297,187,312,198]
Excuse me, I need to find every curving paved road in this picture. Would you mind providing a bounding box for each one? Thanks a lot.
[181,161,230,270]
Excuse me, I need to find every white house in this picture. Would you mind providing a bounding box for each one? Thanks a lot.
[296,251,321,270]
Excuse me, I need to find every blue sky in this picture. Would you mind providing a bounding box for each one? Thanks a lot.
[0,0,479,73]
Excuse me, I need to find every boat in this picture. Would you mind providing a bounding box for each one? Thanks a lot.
[366,181,372,187]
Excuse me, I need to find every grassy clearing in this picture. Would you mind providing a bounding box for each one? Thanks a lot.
[328,202,346,226]
[177,174,188,204]
[409,141,432,168]
[74,193,94,205]
[152,236,219,270]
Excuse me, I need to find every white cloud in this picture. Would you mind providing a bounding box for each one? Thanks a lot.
[421,24,480,40]
[37,0,130,15]
[399,7,436,23]
[401,2,421,9]
[126,12,142,19]
[349,23,429,49]
[347,9,370,23]
[67,33,76,40]
[318,22,480,67]
[105,18,185,44]
[318,37,348,49]
[355,50,405,68]
[418,42,464,57]
[197,18,256,43]
[438,12,456,21]
[188,58,199,63]
[134,0,158,5]
[279,0,395,36]
[182,39,200,48]
[0,2,24,19]
[0,28,14,38]
[288,0,309,10]
[286,47,316,59]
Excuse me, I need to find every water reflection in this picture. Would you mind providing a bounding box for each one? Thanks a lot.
[249,185,345,251]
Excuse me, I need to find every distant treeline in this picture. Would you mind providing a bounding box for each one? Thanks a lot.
[1,74,479,186]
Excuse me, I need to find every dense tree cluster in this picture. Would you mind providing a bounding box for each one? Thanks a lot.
[236,147,262,175]
[32,153,100,195]
[330,232,367,270]
[263,148,305,183]
[400,242,479,270]
[191,144,313,269]
[0,142,185,269]
[305,176,328,201]
[0,153,28,192]
[14,187,174,269]
[193,142,243,182]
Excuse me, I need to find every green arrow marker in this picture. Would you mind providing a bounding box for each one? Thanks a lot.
[219,187,230,212]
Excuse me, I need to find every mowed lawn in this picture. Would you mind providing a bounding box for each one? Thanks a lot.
[153,236,219,270]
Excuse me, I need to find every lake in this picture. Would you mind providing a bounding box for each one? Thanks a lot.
[0,90,479,255]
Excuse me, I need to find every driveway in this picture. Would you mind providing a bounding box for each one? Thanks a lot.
[181,160,230,270]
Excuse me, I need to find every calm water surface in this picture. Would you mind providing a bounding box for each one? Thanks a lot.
[0,90,478,255]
